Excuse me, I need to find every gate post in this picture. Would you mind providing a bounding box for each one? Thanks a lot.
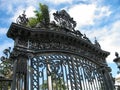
[102,66,114,90]
[11,53,28,90]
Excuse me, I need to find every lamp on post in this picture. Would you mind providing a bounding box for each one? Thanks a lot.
[114,52,120,72]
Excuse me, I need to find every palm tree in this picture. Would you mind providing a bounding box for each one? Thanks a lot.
[27,3,50,28]
[39,3,50,25]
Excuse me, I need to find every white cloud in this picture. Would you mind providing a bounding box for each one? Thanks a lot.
[67,3,112,29]
[101,21,120,63]
[45,0,73,4]
[68,4,96,29]
[0,0,39,15]
[11,6,36,22]
[0,28,8,35]
[95,6,112,19]
[25,6,36,17]
[84,20,120,63]
[11,6,25,22]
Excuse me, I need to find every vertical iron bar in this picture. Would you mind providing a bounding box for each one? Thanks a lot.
[30,58,33,90]
[27,59,30,90]
[76,58,82,90]
[11,60,17,90]
[79,59,86,90]
[64,63,69,90]
[93,70,99,90]
[24,73,27,90]
[61,60,66,90]
[71,59,78,90]
[36,59,39,90]
[95,71,100,89]
[42,70,44,90]
[67,59,74,90]
[47,59,52,90]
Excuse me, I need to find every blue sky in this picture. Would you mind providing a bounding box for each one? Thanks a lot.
[0,0,120,77]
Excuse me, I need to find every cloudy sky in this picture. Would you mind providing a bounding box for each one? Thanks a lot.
[0,0,120,77]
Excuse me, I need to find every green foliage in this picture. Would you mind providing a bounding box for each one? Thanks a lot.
[39,3,50,25]
[0,59,13,78]
[27,17,38,28]
[27,3,50,28]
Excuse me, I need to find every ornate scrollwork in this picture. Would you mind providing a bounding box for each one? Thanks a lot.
[53,10,76,31]
[16,10,28,25]
[83,65,95,82]
[31,54,106,90]
[16,39,103,63]
[0,47,13,78]
[48,60,62,76]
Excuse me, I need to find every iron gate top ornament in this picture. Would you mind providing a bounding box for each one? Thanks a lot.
[53,9,76,31]
[16,10,28,25]
[7,9,110,68]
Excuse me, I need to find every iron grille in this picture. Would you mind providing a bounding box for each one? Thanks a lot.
[29,53,107,90]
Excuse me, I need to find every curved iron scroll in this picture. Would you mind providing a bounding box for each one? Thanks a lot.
[53,10,76,31]
[0,47,13,90]
[30,53,107,90]
[0,47,13,78]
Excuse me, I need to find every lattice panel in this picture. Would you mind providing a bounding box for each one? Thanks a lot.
[30,53,107,90]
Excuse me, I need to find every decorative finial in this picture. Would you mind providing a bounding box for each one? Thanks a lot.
[94,37,101,48]
[115,52,119,58]
[16,10,28,25]
[23,10,25,15]
[94,37,97,43]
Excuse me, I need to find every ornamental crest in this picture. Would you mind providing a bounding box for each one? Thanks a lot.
[53,10,76,31]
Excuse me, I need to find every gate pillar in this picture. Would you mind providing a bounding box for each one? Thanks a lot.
[11,53,28,90]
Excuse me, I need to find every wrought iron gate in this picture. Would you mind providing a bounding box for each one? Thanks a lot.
[30,53,109,90]
[5,10,114,90]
